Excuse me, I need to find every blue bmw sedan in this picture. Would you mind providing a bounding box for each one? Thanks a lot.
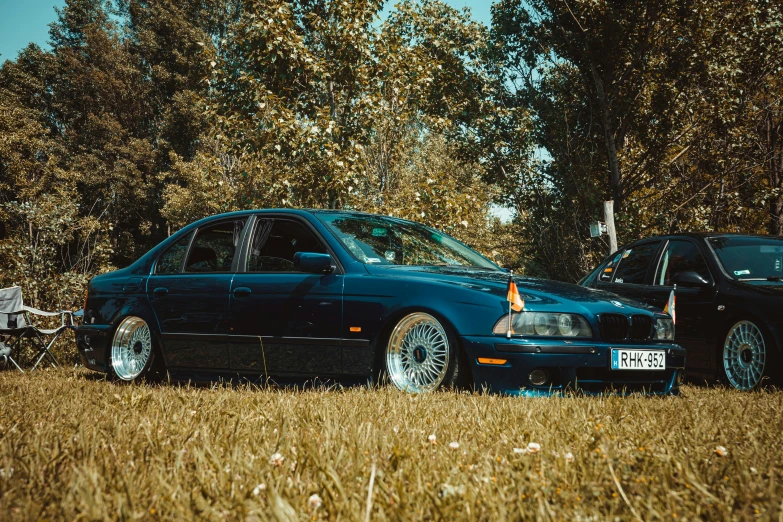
[76,209,684,395]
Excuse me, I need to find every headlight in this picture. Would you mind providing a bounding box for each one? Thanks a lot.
[654,317,675,340]
[493,312,592,338]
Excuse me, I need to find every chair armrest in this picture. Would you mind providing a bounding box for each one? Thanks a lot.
[23,306,80,327]
[22,305,61,317]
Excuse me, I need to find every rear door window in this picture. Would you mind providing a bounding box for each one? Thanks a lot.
[184,219,247,273]
[611,242,661,285]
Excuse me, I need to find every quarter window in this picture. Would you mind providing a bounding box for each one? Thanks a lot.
[598,251,624,282]
[655,240,711,286]
[184,219,246,273]
[155,232,193,274]
[247,219,327,272]
[611,242,660,285]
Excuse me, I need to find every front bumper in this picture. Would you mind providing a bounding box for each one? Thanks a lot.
[75,324,113,372]
[461,336,686,396]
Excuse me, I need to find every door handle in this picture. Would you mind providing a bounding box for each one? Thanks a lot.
[153,287,168,297]
[233,287,252,298]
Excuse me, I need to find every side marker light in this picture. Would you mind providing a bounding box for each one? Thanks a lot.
[477,358,508,365]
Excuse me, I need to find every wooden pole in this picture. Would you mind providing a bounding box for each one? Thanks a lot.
[603,200,618,254]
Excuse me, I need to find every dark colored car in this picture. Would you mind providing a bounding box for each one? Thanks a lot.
[77,209,683,395]
[580,233,783,390]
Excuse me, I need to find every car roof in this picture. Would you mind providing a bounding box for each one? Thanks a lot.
[630,232,781,242]
[199,208,424,226]
[602,232,782,263]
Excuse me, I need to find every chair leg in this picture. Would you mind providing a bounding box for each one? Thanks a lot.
[1,354,24,373]
[8,355,24,373]
[30,333,61,371]
[6,335,27,372]
[31,349,49,371]
[45,349,60,368]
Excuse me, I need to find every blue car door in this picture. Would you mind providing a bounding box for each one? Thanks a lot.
[147,218,247,369]
[228,217,343,376]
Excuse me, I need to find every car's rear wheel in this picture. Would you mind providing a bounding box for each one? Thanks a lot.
[721,320,771,390]
[110,316,164,382]
[384,312,460,393]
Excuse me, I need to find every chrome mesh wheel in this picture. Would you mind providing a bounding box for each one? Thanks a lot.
[111,316,152,381]
[386,313,450,393]
[723,320,766,390]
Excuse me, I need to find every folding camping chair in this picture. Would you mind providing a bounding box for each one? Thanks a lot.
[0,286,79,372]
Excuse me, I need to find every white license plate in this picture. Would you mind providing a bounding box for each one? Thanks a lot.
[611,349,666,370]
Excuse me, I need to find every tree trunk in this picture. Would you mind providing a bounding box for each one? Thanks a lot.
[768,108,782,236]
[604,200,618,254]
[590,62,623,210]
[327,78,339,210]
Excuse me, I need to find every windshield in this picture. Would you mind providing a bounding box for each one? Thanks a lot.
[316,213,499,269]
[707,236,783,280]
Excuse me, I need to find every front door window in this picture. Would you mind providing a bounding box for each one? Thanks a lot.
[247,219,326,272]
[655,240,712,286]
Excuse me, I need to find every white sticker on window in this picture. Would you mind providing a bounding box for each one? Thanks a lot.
[366,257,382,264]
[734,269,750,276]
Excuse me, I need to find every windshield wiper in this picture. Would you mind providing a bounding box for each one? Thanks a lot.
[767,276,782,282]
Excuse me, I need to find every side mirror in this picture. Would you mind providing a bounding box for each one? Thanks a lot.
[672,271,710,288]
[294,252,335,274]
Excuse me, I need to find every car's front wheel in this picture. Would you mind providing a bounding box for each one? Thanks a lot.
[110,316,164,382]
[384,312,461,393]
[721,320,772,390]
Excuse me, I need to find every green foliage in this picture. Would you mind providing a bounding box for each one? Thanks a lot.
[490,0,783,280]
[2,0,782,299]
[0,193,113,363]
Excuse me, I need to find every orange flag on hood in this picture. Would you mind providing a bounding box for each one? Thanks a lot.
[507,275,524,312]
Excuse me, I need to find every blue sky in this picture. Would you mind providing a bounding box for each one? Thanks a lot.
[0,0,492,63]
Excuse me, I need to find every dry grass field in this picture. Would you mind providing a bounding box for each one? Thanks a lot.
[1,369,782,521]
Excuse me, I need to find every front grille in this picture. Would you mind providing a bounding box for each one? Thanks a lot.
[599,314,629,342]
[629,315,653,341]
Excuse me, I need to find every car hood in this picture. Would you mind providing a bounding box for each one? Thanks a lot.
[364,265,659,315]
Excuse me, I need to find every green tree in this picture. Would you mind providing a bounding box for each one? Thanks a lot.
[489,0,783,280]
